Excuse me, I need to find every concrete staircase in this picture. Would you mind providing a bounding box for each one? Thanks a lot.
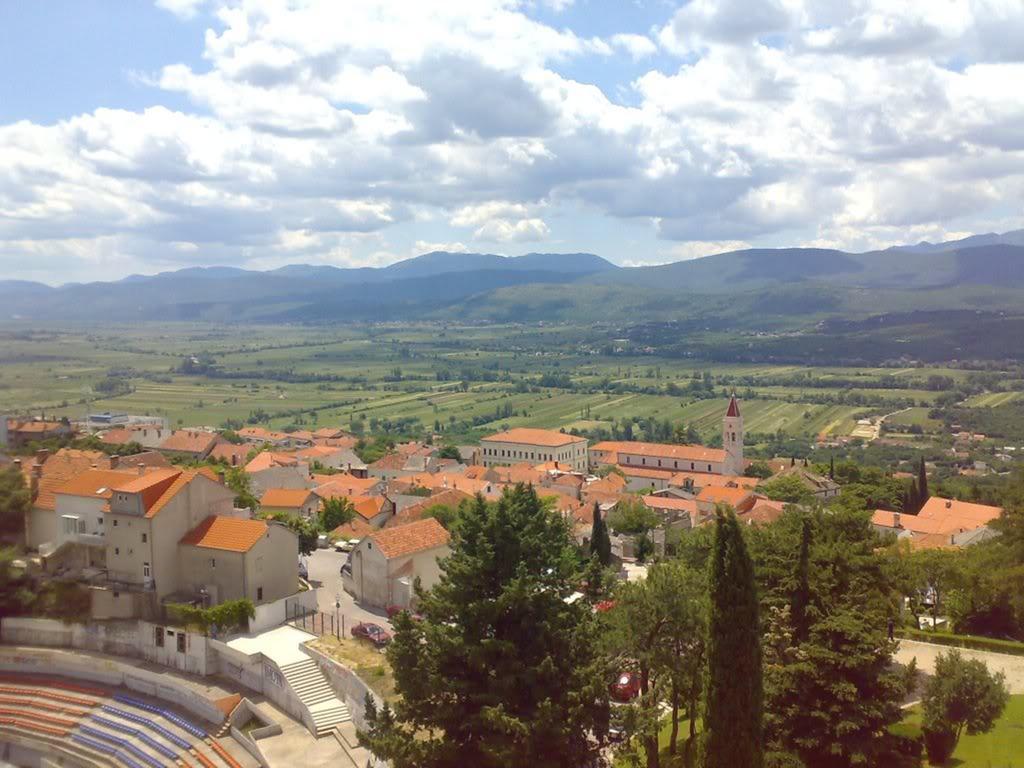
[278,658,351,738]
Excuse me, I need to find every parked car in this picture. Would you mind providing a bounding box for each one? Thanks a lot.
[316,534,330,549]
[609,671,640,703]
[334,538,358,552]
[352,622,392,649]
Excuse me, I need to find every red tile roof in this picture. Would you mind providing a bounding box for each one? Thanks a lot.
[872,497,1002,536]
[592,440,727,464]
[180,515,268,552]
[54,469,138,500]
[368,518,450,559]
[481,428,584,447]
[260,488,318,508]
[726,395,741,418]
[331,517,374,540]
[385,489,473,528]
[158,430,219,454]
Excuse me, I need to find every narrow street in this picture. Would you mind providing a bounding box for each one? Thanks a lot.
[303,548,393,634]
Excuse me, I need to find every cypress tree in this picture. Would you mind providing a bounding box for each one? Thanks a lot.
[704,508,763,768]
[590,501,612,567]
[791,515,812,645]
[829,455,835,480]
[918,457,929,507]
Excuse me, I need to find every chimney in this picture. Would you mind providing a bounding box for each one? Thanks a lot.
[945,500,952,509]
[35,448,49,465]
[217,469,226,484]
[137,464,146,476]
[893,512,901,529]
[109,455,119,469]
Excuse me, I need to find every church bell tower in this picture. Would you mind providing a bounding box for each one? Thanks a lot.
[722,394,744,475]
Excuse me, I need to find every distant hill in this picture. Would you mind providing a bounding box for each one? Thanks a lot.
[3,234,1024,328]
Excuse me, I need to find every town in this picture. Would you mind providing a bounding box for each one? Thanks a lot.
[3,387,1021,766]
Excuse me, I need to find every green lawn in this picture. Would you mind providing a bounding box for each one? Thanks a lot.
[897,694,1024,767]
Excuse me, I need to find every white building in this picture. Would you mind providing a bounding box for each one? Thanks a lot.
[342,518,450,609]
[480,428,588,472]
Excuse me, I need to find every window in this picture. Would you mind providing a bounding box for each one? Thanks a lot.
[141,533,147,543]
[98,517,104,525]
[155,626,164,647]
[143,562,150,578]
[114,547,120,555]
[257,587,263,601]
[113,519,118,526]
[176,633,186,653]
[707,465,712,472]
[210,558,216,568]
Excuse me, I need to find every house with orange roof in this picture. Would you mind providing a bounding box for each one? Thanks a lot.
[209,441,251,467]
[351,495,397,527]
[695,485,762,516]
[178,515,298,605]
[481,428,588,472]
[343,518,451,609]
[295,445,367,475]
[641,495,700,529]
[51,468,142,564]
[244,450,311,495]
[100,424,170,449]
[4,418,73,449]
[259,487,321,519]
[871,496,1003,548]
[157,429,222,460]
[331,516,375,542]
[738,499,787,527]
[314,473,383,500]
[667,471,759,494]
[313,427,353,441]
[384,488,474,529]
[101,468,237,607]
[19,448,110,549]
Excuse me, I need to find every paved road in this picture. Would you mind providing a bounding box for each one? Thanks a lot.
[303,548,392,634]
[896,638,1024,693]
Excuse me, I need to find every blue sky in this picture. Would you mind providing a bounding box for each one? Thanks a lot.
[1,0,1023,283]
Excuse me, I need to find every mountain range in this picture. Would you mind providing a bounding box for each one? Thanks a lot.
[3,231,1024,328]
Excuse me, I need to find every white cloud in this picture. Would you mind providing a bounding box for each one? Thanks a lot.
[3,0,1024,281]
[154,0,205,20]
[414,240,469,254]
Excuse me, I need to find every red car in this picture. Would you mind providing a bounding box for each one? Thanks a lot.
[352,622,392,648]
[610,671,641,703]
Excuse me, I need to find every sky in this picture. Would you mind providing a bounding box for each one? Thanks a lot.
[1,0,1023,284]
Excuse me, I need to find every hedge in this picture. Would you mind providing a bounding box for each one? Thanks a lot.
[897,627,1024,657]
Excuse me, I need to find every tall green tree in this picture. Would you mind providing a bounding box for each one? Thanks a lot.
[590,502,612,567]
[0,466,31,540]
[359,485,608,768]
[224,466,258,511]
[917,456,930,506]
[703,508,763,768]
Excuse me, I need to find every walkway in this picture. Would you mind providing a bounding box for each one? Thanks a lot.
[896,639,1024,693]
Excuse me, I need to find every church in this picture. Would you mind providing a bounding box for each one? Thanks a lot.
[589,395,745,478]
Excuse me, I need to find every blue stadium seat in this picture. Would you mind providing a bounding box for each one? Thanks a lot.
[112,693,208,739]
[78,724,166,768]
[90,714,180,761]
[101,704,192,750]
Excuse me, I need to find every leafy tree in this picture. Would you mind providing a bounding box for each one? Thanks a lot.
[0,546,35,616]
[607,496,660,535]
[704,509,763,768]
[319,496,356,532]
[590,502,612,567]
[260,511,318,555]
[359,485,608,768]
[0,466,31,540]
[606,560,705,768]
[760,474,814,504]
[744,461,774,479]
[921,650,1009,764]
[225,466,258,511]
[437,445,462,461]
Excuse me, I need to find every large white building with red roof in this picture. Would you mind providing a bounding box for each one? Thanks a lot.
[480,427,589,472]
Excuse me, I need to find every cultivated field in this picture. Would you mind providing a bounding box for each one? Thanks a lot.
[0,323,1016,447]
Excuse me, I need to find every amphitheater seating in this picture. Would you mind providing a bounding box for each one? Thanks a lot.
[113,694,208,739]
[191,748,219,768]
[0,707,76,730]
[71,733,147,768]
[0,715,69,738]
[0,683,96,708]
[0,674,108,697]
[79,724,168,768]
[100,704,193,750]
[89,714,181,761]
[0,694,90,717]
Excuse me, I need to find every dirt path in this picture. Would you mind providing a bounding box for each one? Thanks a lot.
[896,639,1024,693]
